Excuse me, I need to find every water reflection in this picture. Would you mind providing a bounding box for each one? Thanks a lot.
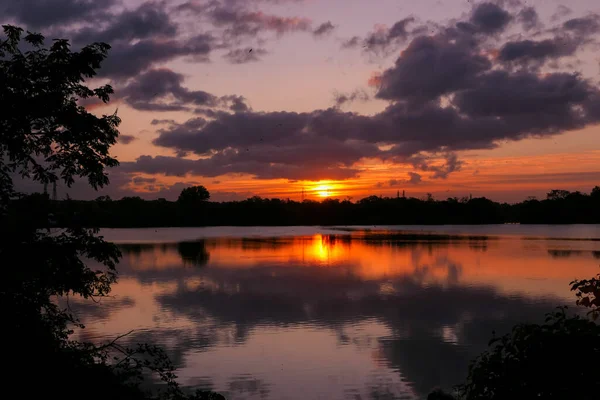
[73,231,600,400]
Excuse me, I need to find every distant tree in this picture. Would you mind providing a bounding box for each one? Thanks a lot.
[178,185,210,204]
[592,186,600,199]
[546,189,571,200]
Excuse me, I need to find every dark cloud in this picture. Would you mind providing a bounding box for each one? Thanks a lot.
[375,35,492,103]
[115,69,251,114]
[452,71,593,120]
[341,36,361,49]
[223,48,268,64]
[206,4,311,38]
[551,5,573,22]
[410,154,463,180]
[72,2,178,44]
[467,2,513,35]
[0,0,118,29]
[498,38,578,67]
[333,89,369,108]
[151,119,177,126]
[221,95,252,112]
[132,176,157,185]
[117,69,218,112]
[119,135,137,145]
[99,34,215,79]
[407,172,422,185]
[563,14,600,37]
[389,172,422,187]
[517,7,541,31]
[120,153,363,181]
[364,17,415,54]
[313,21,336,37]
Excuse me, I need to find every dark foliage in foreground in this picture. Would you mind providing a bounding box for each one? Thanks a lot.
[30,186,600,227]
[0,26,222,400]
[429,272,600,400]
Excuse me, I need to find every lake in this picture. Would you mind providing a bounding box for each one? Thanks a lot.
[73,225,600,400]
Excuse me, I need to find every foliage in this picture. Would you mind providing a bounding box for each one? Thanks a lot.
[454,307,600,399]
[178,185,211,204]
[571,272,600,320]
[0,25,223,399]
[35,186,600,227]
[428,271,600,400]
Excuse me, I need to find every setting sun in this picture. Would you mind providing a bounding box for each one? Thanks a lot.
[314,184,332,198]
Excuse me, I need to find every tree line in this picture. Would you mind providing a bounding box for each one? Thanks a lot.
[24,185,600,227]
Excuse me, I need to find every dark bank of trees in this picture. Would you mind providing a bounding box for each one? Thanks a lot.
[30,185,600,227]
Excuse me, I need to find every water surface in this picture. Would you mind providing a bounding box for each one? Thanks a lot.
[75,226,600,399]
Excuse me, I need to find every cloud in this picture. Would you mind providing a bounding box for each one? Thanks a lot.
[466,2,513,35]
[313,21,335,37]
[151,119,177,126]
[99,34,215,79]
[114,69,251,114]
[205,3,312,38]
[223,48,268,64]
[0,0,118,29]
[119,135,138,145]
[341,36,361,49]
[132,176,157,185]
[562,14,600,37]
[517,7,541,31]
[407,172,422,185]
[498,38,578,67]
[551,5,573,22]
[375,35,492,104]
[333,89,369,108]
[72,2,178,44]
[120,153,363,181]
[410,154,463,180]
[363,18,416,54]
[117,69,218,111]
[389,172,422,187]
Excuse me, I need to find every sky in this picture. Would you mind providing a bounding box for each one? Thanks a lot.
[3,0,600,202]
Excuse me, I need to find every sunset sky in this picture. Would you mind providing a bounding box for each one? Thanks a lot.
[4,0,600,202]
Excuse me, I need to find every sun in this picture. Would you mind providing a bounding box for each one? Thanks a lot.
[314,184,332,198]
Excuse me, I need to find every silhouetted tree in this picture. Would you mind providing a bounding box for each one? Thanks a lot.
[178,185,210,204]
[546,189,571,200]
[0,25,222,400]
